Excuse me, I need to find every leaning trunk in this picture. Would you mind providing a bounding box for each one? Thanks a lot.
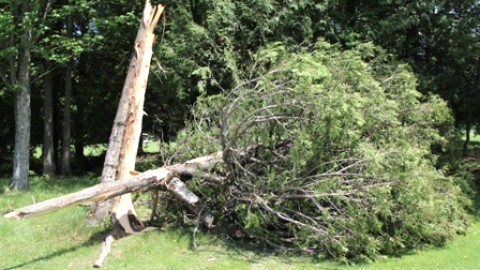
[89,1,164,234]
[113,2,163,233]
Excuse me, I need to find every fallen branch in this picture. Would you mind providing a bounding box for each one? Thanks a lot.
[4,152,223,220]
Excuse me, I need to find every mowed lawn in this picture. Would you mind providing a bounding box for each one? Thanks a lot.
[1,177,479,270]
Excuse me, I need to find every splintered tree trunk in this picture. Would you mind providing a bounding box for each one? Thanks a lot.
[92,0,164,234]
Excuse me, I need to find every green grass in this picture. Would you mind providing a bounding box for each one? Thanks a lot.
[142,141,161,153]
[1,177,480,270]
[358,221,480,270]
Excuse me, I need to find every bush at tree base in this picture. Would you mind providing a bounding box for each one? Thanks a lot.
[166,41,469,261]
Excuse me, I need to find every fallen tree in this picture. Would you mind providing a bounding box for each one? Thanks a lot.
[3,24,470,266]
[4,152,222,220]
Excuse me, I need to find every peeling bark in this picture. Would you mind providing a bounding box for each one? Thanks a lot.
[90,1,165,232]
[113,0,164,235]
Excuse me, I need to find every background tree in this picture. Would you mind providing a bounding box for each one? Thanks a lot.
[325,0,480,149]
[0,0,53,189]
[42,61,55,176]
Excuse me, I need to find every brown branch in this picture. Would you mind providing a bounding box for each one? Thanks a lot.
[4,168,168,220]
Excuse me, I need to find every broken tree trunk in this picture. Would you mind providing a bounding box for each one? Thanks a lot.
[90,0,164,236]
[4,150,221,267]
[3,152,223,220]
[113,0,164,235]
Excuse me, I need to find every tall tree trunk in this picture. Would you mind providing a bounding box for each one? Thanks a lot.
[43,63,56,176]
[89,1,164,234]
[53,76,61,169]
[61,60,73,175]
[113,1,164,234]
[464,122,471,155]
[11,0,32,191]
[12,48,31,190]
[74,96,86,173]
[61,14,73,176]
[74,49,88,174]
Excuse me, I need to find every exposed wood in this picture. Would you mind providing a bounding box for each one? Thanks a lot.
[3,152,223,220]
[93,232,116,268]
[90,1,165,232]
[113,0,164,234]
[4,168,167,220]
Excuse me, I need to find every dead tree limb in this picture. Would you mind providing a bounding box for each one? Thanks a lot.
[3,152,223,220]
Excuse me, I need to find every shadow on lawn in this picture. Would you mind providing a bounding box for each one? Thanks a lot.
[2,229,106,270]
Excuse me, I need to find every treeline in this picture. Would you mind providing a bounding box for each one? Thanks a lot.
[0,0,479,185]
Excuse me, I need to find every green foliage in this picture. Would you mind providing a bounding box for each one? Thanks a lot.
[327,0,480,133]
[173,41,469,260]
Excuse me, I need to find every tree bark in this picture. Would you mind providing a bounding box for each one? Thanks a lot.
[11,0,32,191]
[61,14,73,176]
[43,62,56,176]
[12,47,31,190]
[90,1,164,234]
[74,104,86,173]
[464,122,471,155]
[74,50,89,173]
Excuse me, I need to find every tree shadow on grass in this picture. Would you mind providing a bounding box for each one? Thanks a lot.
[180,224,331,268]
[2,227,107,270]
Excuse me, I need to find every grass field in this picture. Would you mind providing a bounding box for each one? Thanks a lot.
[1,176,480,270]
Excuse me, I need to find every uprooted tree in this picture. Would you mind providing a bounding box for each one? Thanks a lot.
[4,8,470,266]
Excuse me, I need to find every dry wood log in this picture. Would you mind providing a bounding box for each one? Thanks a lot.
[3,152,223,220]
[4,168,167,220]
